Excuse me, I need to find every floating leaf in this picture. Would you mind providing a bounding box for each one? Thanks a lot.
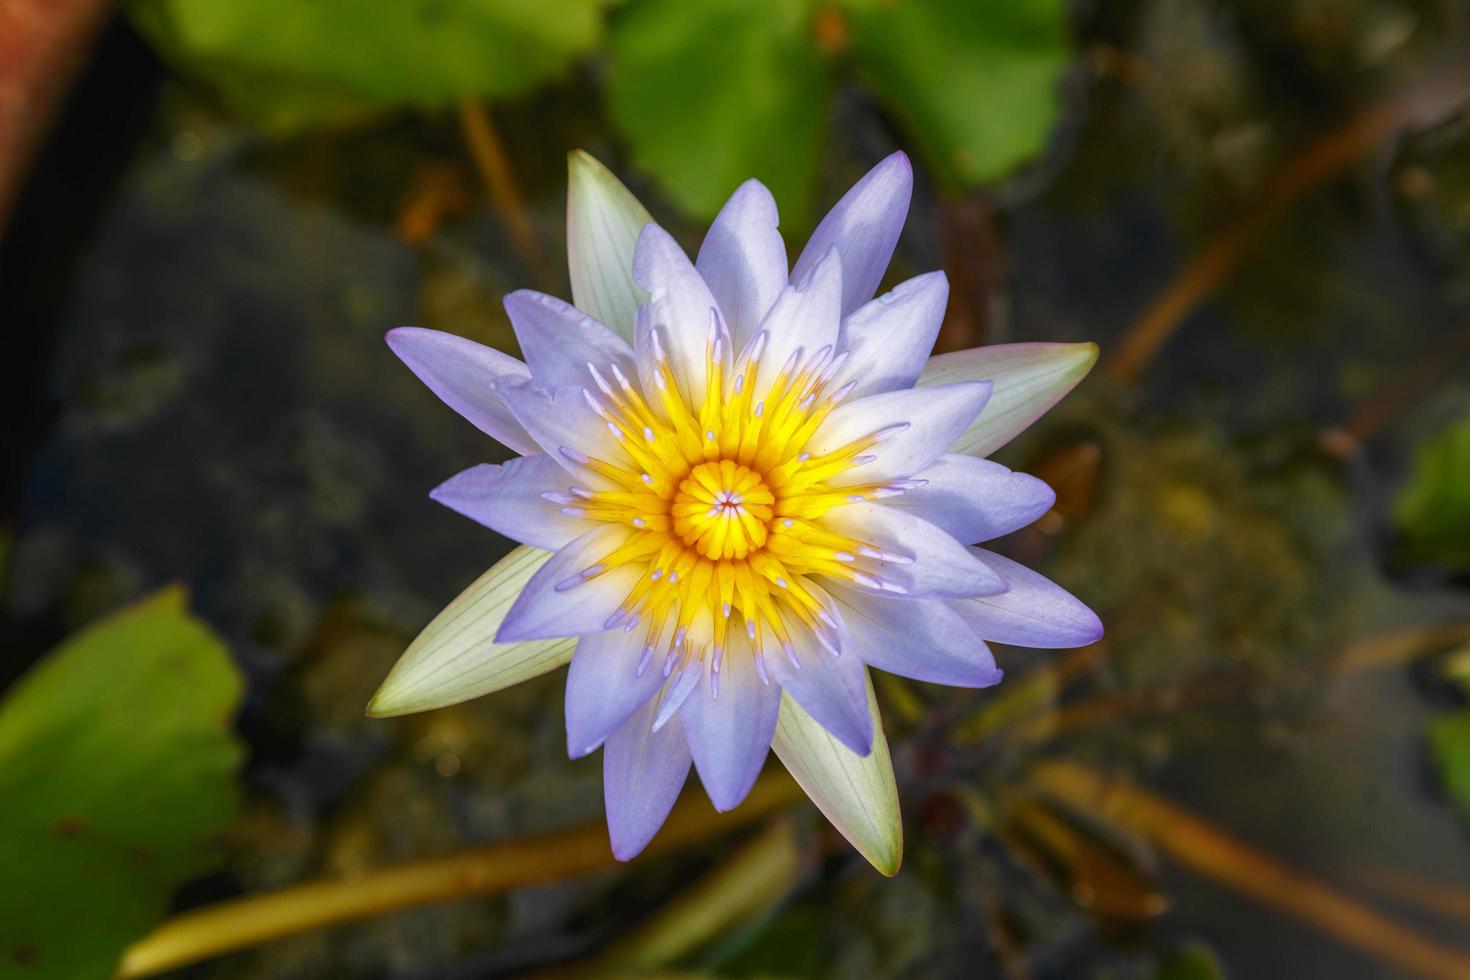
[130,0,614,128]
[843,0,1070,190]
[1394,412,1470,571]
[1432,708,1470,824]
[0,588,243,979]
[607,0,832,226]
[1156,943,1227,980]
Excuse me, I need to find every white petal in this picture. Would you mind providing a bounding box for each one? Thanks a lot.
[917,342,1098,457]
[681,631,780,811]
[367,547,573,717]
[696,179,788,352]
[567,150,652,342]
[504,289,635,391]
[820,503,1005,599]
[951,549,1104,649]
[762,621,872,755]
[792,151,913,316]
[885,453,1055,544]
[430,457,591,551]
[494,380,632,489]
[833,271,948,399]
[807,382,991,488]
[771,675,902,875]
[565,628,666,758]
[604,690,692,861]
[633,223,721,406]
[751,245,843,402]
[385,327,537,455]
[496,524,644,642]
[829,584,1001,687]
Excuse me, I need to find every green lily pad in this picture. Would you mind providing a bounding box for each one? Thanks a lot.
[1156,942,1227,980]
[129,0,614,128]
[843,0,1070,191]
[607,0,832,226]
[1394,412,1470,572]
[1432,708,1470,824]
[0,588,244,979]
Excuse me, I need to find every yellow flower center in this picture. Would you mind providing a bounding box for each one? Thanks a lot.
[564,325,911,679]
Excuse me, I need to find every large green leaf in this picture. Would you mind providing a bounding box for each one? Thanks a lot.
[130,0,614,127]
[843,0,1070,191]
[0,588,243,979]
[607,0,832,226]
[1432,708,1470,824]
[1394,412,1470,571]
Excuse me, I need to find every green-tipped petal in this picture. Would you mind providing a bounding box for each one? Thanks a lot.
[917,342,1098,457]
[567,150,653,342]
[368,547,574,717]
[770,671,902,875]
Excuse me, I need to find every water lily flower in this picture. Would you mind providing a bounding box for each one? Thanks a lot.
[370,151,1102,874]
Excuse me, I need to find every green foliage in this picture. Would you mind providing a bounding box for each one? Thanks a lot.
[1432,708,1470,825]
[1156,943,1227,980]
[1394,412,1470,571]
[0,588,244,979]
[843,0,1071,191]
[129,0,613,128]
[608,0,831,228]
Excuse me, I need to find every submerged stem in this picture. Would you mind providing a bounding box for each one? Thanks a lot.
[117,773,803,978]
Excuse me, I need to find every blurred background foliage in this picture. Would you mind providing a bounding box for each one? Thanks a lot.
[1,0,1470,978]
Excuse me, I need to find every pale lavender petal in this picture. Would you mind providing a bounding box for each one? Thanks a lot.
[604,689,692,860]
[917,342,1099,457]
[820,503,1005,599]
[833,271,948,399]
[429,456,592,551]
[951,549,1104,648]
[385,327,537,455]
[696,179,788,352]
[807,382,991,488]
[496,524,643,642]
[565,628,666,758]
[792,151,913,316]
[681,632,780,811]
[750,246,843,402]
[762,619,873,755]
[495,380,633,489]
[886,454,1055,544]
[829,584,1002,688]
[503,289,635,391]
[633,223,721,404]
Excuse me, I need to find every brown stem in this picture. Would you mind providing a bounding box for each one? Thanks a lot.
[117,773,803,978]
[457,99,552,286]
[1032,760,1470,980]
[1105,65,1470,385]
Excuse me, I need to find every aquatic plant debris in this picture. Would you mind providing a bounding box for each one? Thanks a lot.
[370,150,1102,871]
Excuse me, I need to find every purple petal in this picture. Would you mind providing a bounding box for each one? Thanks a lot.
[604,690,692,861]
[495,524,643,642]
[807,381,991,488]
[951,549,1104,648]
[430,457,592,552]
[750,245,843,402]
[830,584,1002,688]
[495,380,633,489]
[834,271,948,399]
[887,454,1055,544]
[681,635,780,811]
[762,621,873,755]
[503,290,635,391]
[791,151,912,316]
[696,179,788,352]
[385,327,537,454]
[821,503,1005,599]
[633,223,722,404]
[565,628,666,758]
